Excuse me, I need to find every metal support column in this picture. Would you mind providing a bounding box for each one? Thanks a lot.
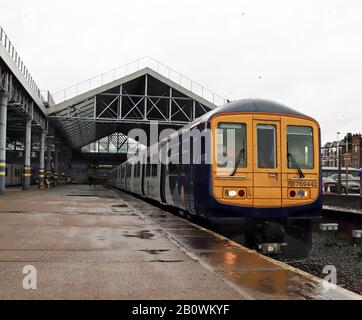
[337,145,342,194]
[23,117,32,191]
[169,87,172,121]
[144,75,148,120]
[54,146,59,187]
[0,91,9,194]
[192,100,196,120]
[38,129,46,189]
[46,137,52,188]
[118,84,122,119]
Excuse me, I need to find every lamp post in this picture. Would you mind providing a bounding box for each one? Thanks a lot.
[337,132,342,194]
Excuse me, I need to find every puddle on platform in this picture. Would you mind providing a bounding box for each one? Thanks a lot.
[123,230,155,239]
[148,213,168,218]
[149,259,183,263]
[111,203,128,208]
[66,194,114,199]
[140,249,170,255]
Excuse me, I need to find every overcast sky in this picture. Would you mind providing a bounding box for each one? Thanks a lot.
[1,0,361,143]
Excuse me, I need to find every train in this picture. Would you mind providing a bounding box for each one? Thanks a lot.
[108,99,322,258]
[5,163,24,186]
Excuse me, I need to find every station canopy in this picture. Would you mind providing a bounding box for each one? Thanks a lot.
[47,58,225,150]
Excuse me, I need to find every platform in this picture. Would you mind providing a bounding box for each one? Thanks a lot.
[0,185,360,300]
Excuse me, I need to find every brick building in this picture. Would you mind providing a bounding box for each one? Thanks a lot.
[321,141,339,167]
[351,134,362,169]
[322,134,362,169]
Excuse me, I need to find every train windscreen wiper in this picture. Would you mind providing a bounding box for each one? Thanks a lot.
[287,152,305,178]
[230,148,245,176]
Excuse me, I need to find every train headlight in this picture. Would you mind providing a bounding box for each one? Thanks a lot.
[297,190,305,198]
[228,190,237,197]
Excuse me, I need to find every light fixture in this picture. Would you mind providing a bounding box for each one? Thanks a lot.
[297,190,305,198]
[228,190,237,197]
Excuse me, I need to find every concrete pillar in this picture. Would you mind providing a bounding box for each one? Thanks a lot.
[0,91,9,195]
[23,117,32,191]
[38,129,46,189]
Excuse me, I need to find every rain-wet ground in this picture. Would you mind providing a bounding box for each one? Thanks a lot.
[278,212,362,295]
[0,184,360,299]
[111,188,361,299]
[0,185,246,299]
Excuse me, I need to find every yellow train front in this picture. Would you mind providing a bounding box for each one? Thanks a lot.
[109,99,322,258]
[206,99,321,257]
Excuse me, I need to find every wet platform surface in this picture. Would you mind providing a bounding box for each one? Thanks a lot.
[0,185,360,300]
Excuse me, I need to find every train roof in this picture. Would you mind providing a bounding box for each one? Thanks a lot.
[175,98,313,133]
[200,98,309,121]
[117,98,315,166]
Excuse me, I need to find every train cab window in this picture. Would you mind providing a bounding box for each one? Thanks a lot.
[216,123,247,168]
[287,126,314,169]
[257,124,277,168]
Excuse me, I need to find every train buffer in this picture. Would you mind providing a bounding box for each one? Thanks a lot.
[0,185,360,300]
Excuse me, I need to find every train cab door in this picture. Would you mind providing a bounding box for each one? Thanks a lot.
[252,117,282,207]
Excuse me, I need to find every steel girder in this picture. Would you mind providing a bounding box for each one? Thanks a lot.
[48,73,214,150]
[0,60,47,132]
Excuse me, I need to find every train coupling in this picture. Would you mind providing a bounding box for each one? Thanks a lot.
[258,242,287,255]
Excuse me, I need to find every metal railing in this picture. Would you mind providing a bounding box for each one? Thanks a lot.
[52,56,227,106]
[0,26,44,102]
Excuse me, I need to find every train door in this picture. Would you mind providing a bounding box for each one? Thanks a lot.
[159,142,167,203]
[125,164,128,191]
[160,163,166,203]
[187,136,196,213]
[5,165,11,186]
[141,162,146,196]
[252,117,282,207]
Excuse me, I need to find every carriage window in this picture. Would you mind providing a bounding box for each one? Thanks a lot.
[287,126,314,169]
[216,123,247,168]
[257,124,277,168]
